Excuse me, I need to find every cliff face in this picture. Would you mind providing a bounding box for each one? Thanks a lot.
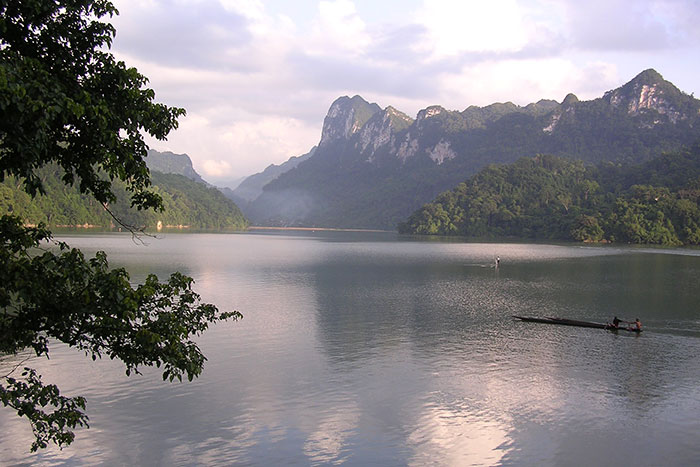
[145,149,206,184]
[357,107,413,163]
[603,69,687,123]
[318,96,382,147]
[242,69,700,229]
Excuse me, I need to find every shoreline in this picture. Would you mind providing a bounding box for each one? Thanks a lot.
[248,226,393,233]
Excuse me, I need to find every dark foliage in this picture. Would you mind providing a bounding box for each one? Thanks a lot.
[1,0,240,451]
[399,144,700,246]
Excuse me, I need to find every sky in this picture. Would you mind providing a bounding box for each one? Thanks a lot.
[109,0,700,187]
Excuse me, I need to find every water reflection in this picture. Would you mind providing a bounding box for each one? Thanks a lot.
[306,237,700,464]
[302,402,359,464]
[2,233,700,465]
[407,398,511,466]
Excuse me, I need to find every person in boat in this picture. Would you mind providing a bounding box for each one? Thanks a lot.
[610,316,621,329]
[629,318,642,331]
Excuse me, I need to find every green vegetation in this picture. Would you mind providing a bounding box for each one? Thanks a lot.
[247,71,700,230]
[0,167,249,230]
[1,0,240,452]
[399,144,700,246]
[150,172,248,230]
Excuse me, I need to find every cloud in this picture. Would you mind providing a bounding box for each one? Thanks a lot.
[111,0,253,70]
[561,0,673,51]
[435,59,621,108]
[413,0,532,58]
[658,0,700,44]
[147,111,320,185]
[218,0,266,20]
[288,52,434,99]
[202,159,232,177]
[107,0,700,183]
[219,116,319,161]
[307,0,371,56]
[365,23,429,64]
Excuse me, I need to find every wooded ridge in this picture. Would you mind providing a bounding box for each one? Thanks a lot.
[1,165,249,231]
[399,144,700,245]
[241,69,700,230]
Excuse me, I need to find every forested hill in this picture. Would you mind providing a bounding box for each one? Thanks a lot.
[398,144,700,246]
[244,69,700,229]
[0,167,249,231]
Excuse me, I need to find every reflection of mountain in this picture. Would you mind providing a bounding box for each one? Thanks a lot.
[6,233,697,465]
[309,242,698,415]
[306,246,700,465]
[309,249,500,364]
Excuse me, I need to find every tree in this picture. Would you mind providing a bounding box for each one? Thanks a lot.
[570,214,604,242]
[1,0,240,451]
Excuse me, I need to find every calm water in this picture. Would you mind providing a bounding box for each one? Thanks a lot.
[2,231,700,466]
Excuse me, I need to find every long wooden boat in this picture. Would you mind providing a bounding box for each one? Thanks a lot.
[513,316,642,333]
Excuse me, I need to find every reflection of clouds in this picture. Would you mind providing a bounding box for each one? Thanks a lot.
[0,348,121,465]
[402,339,570,466]
[407,399,509,466]
[164,433,256,466]
[11,233,699,465]
[302,403,359,464]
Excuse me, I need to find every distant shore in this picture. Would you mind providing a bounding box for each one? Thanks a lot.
[248,226,393,233]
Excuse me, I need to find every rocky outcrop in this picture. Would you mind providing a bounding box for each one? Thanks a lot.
[426,140,456,164]
[603,69,685,123]
[357,106,413,161]
[241,69,700,230]
[318,95,381,147]
[146,149,205,184]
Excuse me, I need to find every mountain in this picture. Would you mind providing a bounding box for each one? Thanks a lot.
[146,149,250,213]
[2,159,249,230]
[244,69,700,229]
[229,147,316,205]
[145,149,207,184]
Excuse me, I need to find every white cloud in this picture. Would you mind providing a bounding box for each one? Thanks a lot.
[220,116,319,161]
[414,0,532,58]
[307,0,371,56]
[148,112,319,185]
[202,159,233,177]
[437,59,621,107]
[218,0,298,39]
[218,0,265,19]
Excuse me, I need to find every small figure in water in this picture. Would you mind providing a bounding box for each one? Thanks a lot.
[495,256,500,268]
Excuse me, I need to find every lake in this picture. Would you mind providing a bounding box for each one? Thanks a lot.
[2,231,700,466]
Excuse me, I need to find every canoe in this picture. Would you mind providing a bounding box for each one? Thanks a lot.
[513,315,642,333]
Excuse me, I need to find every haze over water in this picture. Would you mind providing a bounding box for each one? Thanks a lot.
[2,231,700,465]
